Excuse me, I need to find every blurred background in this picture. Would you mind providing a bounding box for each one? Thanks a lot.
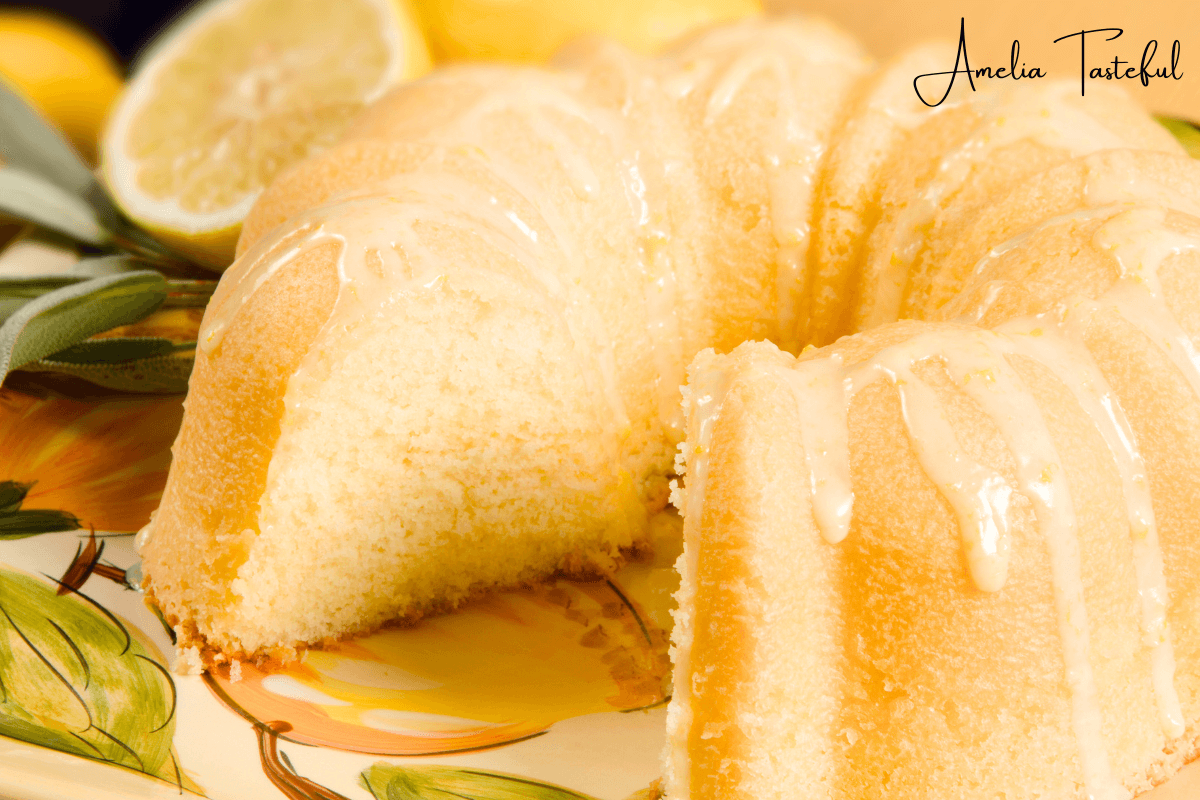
[4,0,1195,117]
[1,0,1194,116]
[3,0,185,62]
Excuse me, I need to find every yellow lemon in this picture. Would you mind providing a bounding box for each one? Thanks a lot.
[102,0,431,270]
[0,11,123,164]
[417,0,762,62]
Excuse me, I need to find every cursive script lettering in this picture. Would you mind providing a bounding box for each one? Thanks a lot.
[914,18,1046,107]
[1053,28,1183,95]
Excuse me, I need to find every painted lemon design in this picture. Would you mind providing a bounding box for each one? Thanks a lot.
[0,389,184,534]
[210,513,682,755]
[0,11,122,164]
[418,0,762,62]
[101,0,431,270]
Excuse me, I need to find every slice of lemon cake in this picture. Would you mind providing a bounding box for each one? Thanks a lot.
[139,17,872,662]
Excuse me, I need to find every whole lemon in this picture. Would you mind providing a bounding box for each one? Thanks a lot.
[417,0,763,62]
[0,10,123,163]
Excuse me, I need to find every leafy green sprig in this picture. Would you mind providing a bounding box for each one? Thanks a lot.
[0,82,217,397]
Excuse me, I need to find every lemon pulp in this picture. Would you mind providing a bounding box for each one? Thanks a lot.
[104,0,430,268]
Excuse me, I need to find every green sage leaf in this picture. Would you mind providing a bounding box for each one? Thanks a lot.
[0,567,195,790]
[0,257,160,324]
[0,81,97,198]
[46,337,180,364]
[0,275,88,324]
[17,350,194,394]
[69,256,157,278]
[0,84,193,268]
[0,271,166,379]
[1158,116,1200,160]
[359,765,597,800]
[164,279,218,308]
[0,167,112,246]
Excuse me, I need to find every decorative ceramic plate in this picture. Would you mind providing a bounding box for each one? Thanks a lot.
[5,390,1200,800]
[0,390,672,800]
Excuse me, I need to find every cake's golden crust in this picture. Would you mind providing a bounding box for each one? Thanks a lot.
[145,16,872,660]
[671,150,1200,798]
[140,245,340,655]
[676,328,1200,798]
[237,138,435,256]
[150,539,653,671]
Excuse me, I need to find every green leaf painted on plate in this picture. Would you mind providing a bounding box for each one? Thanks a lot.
[1158,116,1200,160]
[0,509,82,539]
[0,481,80,539]
[0,481,33,514]
[359,765,598,800]
[0,271,166,379]
[0,167,112,246]
[0,567,199,792]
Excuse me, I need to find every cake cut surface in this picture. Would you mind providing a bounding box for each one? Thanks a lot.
[140,17,874,660]
[138,13,1200,796]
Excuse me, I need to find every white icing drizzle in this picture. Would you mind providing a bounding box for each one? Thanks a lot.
[970,205,1127,279]
[685,21,865,350]
[777,354,853,544]
[134,515,155,552]
[681,153,1200,800]
[776,326,1123,798]
[948,152,1199,743]
[708,49,825,351]
[1001,315,1185,740]
[866,44,967,130]
[868,338,1023,594]
[876,81,1129,324]
[589,44,689,440]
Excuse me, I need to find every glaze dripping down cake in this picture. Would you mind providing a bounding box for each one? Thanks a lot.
[141,17,878,660]
[141,16,1183,666]
[136,14,1200,796]
[666,147,1200,798]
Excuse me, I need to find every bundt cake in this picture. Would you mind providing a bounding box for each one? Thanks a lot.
[140,15,877,659]
[138,13,1200,794]
[666,122,1200,800]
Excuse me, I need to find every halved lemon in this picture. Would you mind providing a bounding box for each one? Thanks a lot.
[102,0,431,270]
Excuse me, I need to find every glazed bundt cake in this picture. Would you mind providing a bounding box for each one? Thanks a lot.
[141,16,877,659]
[139,15,1200,794]
[141,17,1183,662]
[666,125,1200,800]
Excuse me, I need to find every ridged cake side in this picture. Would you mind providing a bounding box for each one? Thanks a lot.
[668,152,1200,798]
[141,17,872,660]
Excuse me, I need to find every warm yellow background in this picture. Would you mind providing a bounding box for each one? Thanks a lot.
[769,0,1197,118]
